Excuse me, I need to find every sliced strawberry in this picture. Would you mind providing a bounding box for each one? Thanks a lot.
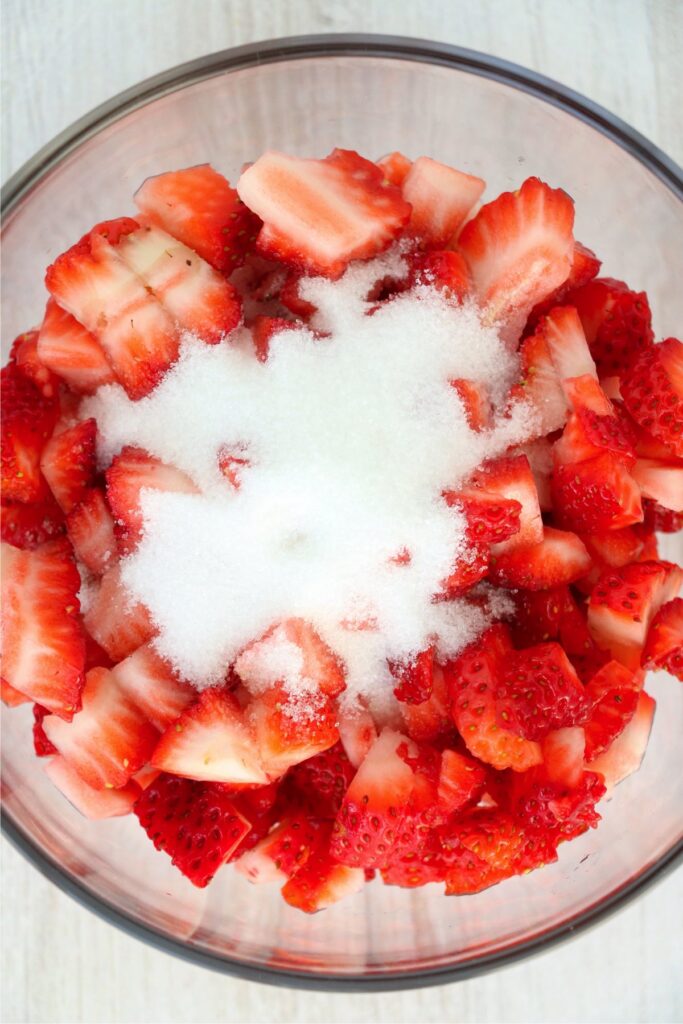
[527,241,601,328]
[111,642,195,730]
[83,564,156,661]
[389,646,434,705]
[117,224,242,343]
[135,164,260,273]
[37,298,116,393]
[45,756,140,819]
[10,329,58,399]
[556,376,637,465]
[496,642,590,741]
[489,526,591,590]
[445,489,522,545]
[510,585,589,650]
[542,305,597,384]
[642,598,683,680]
[567,277,654,378]
[1,539,84,718]
[551,453,642,533]
[40,418,97,513]
[248,683,340,776]
[235,813,324,884]
[632,458,683,513]
[401,662,454,743]
[468,455,542,554]
[542,727,586,788]
[151,687,267,784]
[450,377,490,429]
[43,666,159,788]
[642,498,683,533]
[582,660,641,759]
[235,618,345,698]
[401,156,485,247]
[337,704,378,767]
[1,677,29,707]
[1,362,59,503]
[134,772,251,887]
[66,487,117,575]
[236,149,411,278]
[376,150,412,186]
[457,177,574,335]
[33,704,58,756]
[444,624,542,771]
[289,741,356,817]
[46,223,180,400]
[588,560,683,670]
[250,315,300,362]
[105,446,198,554]
[282,845,365,913]
[513,326,568,433]
[620,338,683,457]
[588,690,655,789]
[437,748,487,814]
[1,495,65,549]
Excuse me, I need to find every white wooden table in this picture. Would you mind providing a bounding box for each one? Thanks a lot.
[2,2,682,1021]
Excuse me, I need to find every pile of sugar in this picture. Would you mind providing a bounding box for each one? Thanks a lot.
[85,250,536,721]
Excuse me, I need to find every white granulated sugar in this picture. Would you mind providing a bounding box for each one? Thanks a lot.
[84,250,538,715]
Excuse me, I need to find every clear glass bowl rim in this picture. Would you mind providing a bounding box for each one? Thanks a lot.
[1,32,682,992]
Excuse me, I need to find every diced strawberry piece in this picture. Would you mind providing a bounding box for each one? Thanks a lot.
[542,727,586,788]
[111,642,195,730]
[46,223,180,400]
[401,662,454,743]
[1,677,30,707]
[289,741,356,817]
[248,683,340,776]
[83,564,156,661]
[117,224,242,343]
[642,498,683,533]
[554,376,636,467]
[45,756,140,819]
[527,241,601,329]
[40,418,97,513]
[401,156,485,247]
[279,272,317,319]
[496,642,590,741]
[235,618,346,698]
[282,846,365,913]
[33,703,58,756]
[513,327,568,433]
[489,526,591,590]
[510,585,589,650]
[151,686,267,785]
[236,813,324,884]
[588,690,655,789]
[1,362,59,503]
[1,539,84,718]
[450,378,490,430]
[551,453,642,533]
[236,149,411,278]
[620,338,683,457]
[409,250,472,303]
[577,526,651,592]
[448,807,527,872]
[439,540,489,597]
[632,458,683,513]
[642,598,683,680]
[458,177,574,335]
[437,748,487,814]
[567,277,654,378]
[1,495,65,549]
[337,704,378,767]
[376,151,413,187]
[444,624,542,771]
[10,329,58,399]
[505,768,606,851]
[468,455,542,554]
[105,446,198,554]
[134,772,251,887]
[445,489,522,545]
[588,560,683,670]
[389,646,434,705]
[37,299,116,393]
[227,783,280,858]
[250,315,300,362]
[66,487,117,575]
[43,666,159,788]
[543,305,597,384]
[582,660,641,759]
[135,164,260,273]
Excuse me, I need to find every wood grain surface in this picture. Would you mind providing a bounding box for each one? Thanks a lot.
[2,2,682,1022]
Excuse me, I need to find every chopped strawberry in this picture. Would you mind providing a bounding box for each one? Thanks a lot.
[1,539,84,718]
[588,691,655,789]
[489,526,592,590]
[567,277,654,378]
[642,498,683,533]
[250,315,300,361]
[555,376,636,467]
[236,813,324,884]
[437,748,487,814]
[9,329,58,399]
[582,660,641,759]
[526,241,601,328]
[248,683,340,776]
[105,446,198,554]
[236,149,411,278]
[401,662,454,743]
[401,156,485,247]
[505,768,606,851]
[543,305,597,384]
[37,299,116,394]
[337,704,378,768]
[439,540,489,597]
[33,704,58,756]
[450,378,491,430]
[551,453,642,533]
[444,625,542,771]
[46,223,180,400]
[0,677,30,707]
[235,618,346,698]
[513,325,568,433]
[510,586,589,651]
[457,177,574,335]
[43,666,159,788]
[620,338,683,457]
[289,741,356,817]
[1,495,65,549]
[632,458,683,513]
[468,455,542,554]
[582,526,650,575]
[1,362,59,503]
[642,598,683,680]
[111,642,195,730]
[134,772,251,887]
[376,151,413,187]
[282,844,365,913]
[66,487,117,575]
[445,489,522,545]
[409,250,472,303]
[40,418,97,513]
[227,783,280,857]
[279,272,317,319]
[45,756,140,819]
[588,560,683,670]
[496,642,590,741]
[389,646,435,704]
[151,686,267,785]
[83,564,156,661]
[542,726,586,788]
[117,224,242,343]
[135,164,260,273]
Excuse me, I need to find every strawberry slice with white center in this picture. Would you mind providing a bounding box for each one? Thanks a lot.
[588,691,655,790]
[281,846,365,913]
[111,642,195,730]
[151,686,268,785]
[542,305,597,383]
[542,727,586,788]
[513,328,568,434]
[45,755,140,819]
[134,164,261,273]
[9,329,58,399]
[83,564,156,662]
[376,151,413,187]
[43,666,159,789]
[105,446,198,554]
[37,299,116,393]
[45,219,180,400]
[66,487,117,575]
[555,375,637,467]
[526,241,601,330]
[235,813,324,884]
[458,177,574,336]
[631,458,683,513]
[401,156,485,248]
[40,418,97,513]
[588,560,683,670]
[116,224,242,344]
[468,454,543,554]
[489,525,592,590]
[1,539,85,718]
[337,704,378,768]
[236,149,411,278]
[641,597,683,680]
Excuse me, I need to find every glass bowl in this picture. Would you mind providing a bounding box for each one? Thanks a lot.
[2,34,682,990]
